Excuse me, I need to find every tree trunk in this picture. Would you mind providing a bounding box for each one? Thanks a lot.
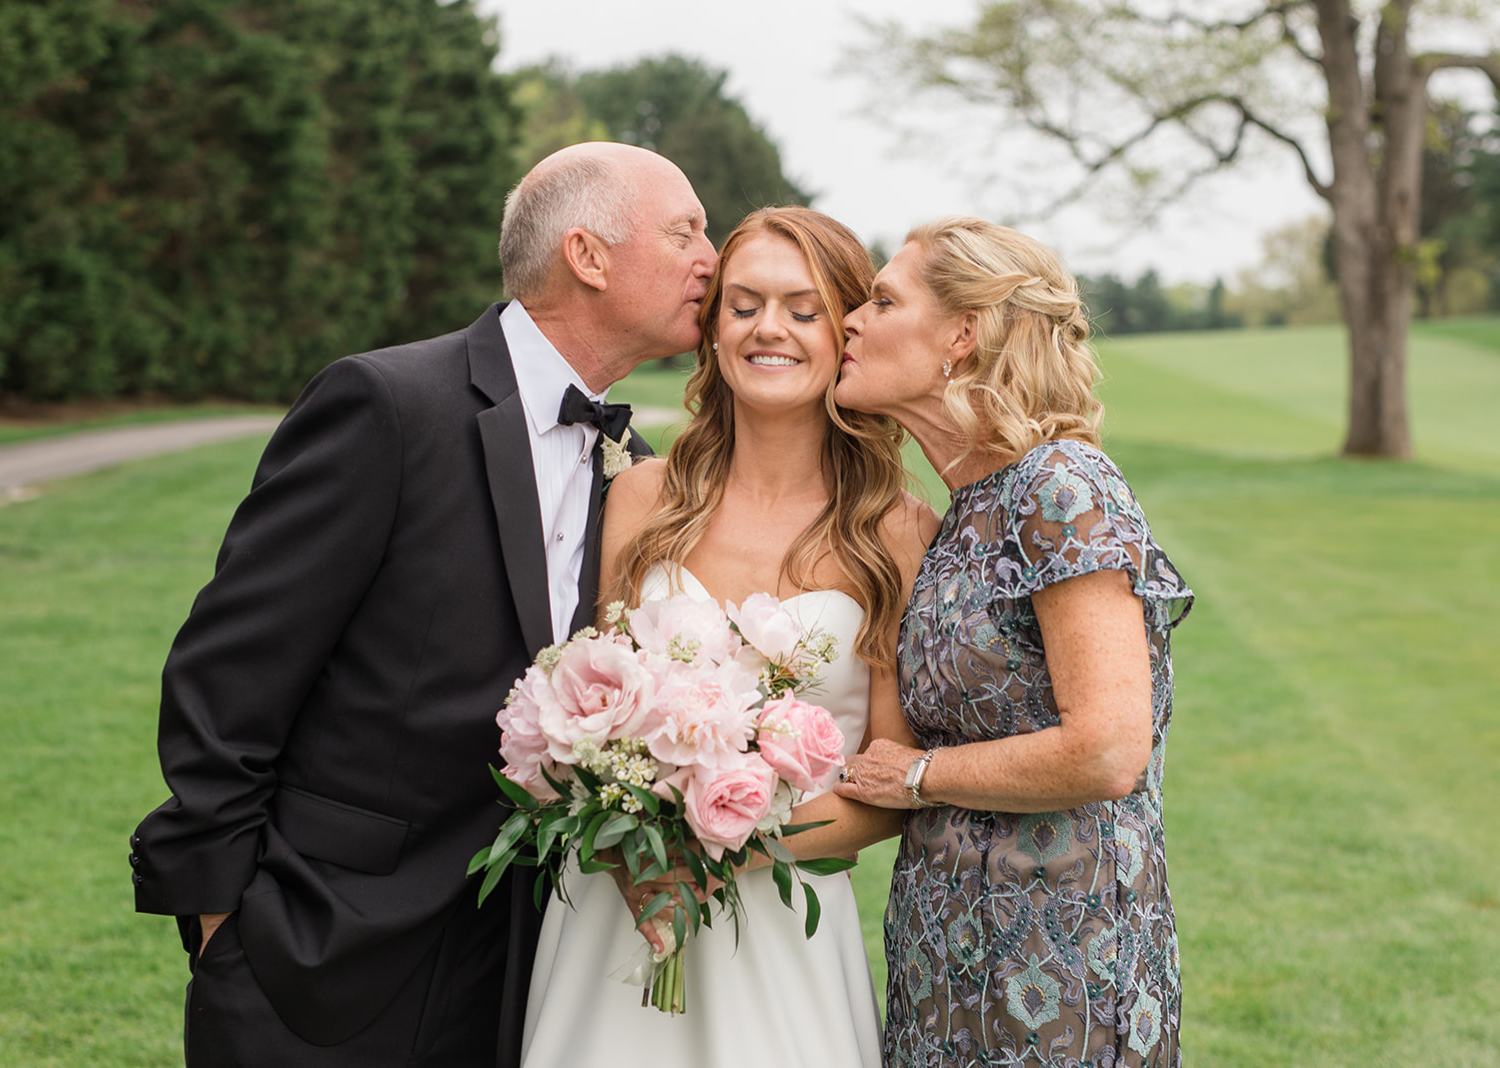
[1315,0,1415,459]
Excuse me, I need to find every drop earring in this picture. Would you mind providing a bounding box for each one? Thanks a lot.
[942,359,952,379]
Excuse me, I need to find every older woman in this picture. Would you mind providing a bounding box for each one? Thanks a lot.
[833,217,1193,1067]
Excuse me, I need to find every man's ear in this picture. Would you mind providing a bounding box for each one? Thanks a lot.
[562,227,610,292]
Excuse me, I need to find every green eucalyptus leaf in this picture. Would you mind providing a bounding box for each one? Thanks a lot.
[593,812,639,849]
[796,856,857,876]
[638,891,673,926]
[776,819,834,837]
[490,765,539,809]
[642,824,670,873]
[763,836,796,864]
[477,857,506,906]
[803,882,822,938]
[771,859,793,909]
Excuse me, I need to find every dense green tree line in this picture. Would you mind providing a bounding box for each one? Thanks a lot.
[1,0,519,402]
[0,8,813,404]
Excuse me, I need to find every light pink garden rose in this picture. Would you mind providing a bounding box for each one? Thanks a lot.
[643,659,762,770]
[627,593,741,667]
[496,666,565,801]
[727,593,803,664]
[534,635,656,761]
[755,694,846,793]
[664,756,778,861]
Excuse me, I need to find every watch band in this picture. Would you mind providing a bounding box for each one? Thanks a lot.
[904,748,941,807]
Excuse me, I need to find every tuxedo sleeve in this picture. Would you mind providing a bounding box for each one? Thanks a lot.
[131,356,403,916]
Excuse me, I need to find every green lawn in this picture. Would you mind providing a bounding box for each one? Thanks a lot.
[2,329,1498,1064]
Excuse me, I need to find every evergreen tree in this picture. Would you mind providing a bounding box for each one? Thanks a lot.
[0,0,521,402]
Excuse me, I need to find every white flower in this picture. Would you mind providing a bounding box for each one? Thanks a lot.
[755,779,795,836]
[602,432,633,480]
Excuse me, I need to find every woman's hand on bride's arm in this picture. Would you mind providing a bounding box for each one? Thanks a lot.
[831,737,926,809]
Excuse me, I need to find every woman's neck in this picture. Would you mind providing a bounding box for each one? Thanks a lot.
[725,399,831,505]
[894,394,1013,491]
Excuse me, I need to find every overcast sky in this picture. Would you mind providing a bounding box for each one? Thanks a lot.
[476,0,1331,286]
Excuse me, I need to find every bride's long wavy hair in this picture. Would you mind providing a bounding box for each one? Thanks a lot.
[608,207,909,665]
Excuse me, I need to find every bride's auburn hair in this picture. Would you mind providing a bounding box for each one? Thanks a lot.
[907,216,1103,468]
[610,206,909,666]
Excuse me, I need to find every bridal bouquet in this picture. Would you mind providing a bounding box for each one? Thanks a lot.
[471,587,854,1014]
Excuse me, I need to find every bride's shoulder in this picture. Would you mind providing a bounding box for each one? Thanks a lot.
[881,491,943,583]
[883,490,942,551]
[606,456,667,509]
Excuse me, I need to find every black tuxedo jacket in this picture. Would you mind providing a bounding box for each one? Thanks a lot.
[131,304,650,1047]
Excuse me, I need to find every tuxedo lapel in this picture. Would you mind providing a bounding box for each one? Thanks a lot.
[467,304,553,660]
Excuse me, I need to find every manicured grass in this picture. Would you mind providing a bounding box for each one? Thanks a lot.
[3,321,1498,1064]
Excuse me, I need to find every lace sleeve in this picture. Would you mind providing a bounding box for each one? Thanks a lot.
[1005,440,1193,631]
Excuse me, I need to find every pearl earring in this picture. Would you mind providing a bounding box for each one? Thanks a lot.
[942,359,952,379]
[712,342,719,351]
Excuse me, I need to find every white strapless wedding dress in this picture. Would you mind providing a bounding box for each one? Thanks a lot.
[520,565,882,1067]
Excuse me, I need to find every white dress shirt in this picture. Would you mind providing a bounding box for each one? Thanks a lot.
[500,301,604,644]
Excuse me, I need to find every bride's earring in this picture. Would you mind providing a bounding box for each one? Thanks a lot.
[942,359,952,379]
[712,342,719,351]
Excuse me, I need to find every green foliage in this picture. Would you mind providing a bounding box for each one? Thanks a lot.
[511,55,810,248]
[1081,269,1245,336]
[1415,100,1500,316]
[0,0,521,402]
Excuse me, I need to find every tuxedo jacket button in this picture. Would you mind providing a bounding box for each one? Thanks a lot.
[130,835,142,848]
[132,871,143,885]
[129,853,141,868]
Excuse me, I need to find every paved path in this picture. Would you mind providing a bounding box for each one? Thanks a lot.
[0,405,681,502]
[0,416,283,499]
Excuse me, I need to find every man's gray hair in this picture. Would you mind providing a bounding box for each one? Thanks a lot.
[498,156,636,300]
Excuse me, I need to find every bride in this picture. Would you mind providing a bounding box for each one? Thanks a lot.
[520,207,938,1066]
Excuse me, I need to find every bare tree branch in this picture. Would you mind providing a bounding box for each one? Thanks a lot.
[1114,0,1304,36]
[1415,51,1500,91]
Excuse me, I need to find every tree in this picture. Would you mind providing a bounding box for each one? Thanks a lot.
[511,56,810,248]
[856,1,1500,458]
[0,0,520,402]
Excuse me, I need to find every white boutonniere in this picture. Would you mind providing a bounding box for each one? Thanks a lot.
[601,430,634,482]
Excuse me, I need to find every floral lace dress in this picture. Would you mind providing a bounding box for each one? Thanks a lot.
[885,440,1193,1068]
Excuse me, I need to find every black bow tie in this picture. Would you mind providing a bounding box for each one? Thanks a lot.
[557,384,632,441]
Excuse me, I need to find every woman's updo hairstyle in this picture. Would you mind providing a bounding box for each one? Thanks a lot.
[907,216,1103,465]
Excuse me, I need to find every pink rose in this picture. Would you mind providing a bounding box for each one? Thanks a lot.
[643,659,762,770]
[669,756,778,861]
[727,593,803,663]
[496,667,565,800]
[535,635,656,760]
[755,694,846,794]
[627,593,741,666]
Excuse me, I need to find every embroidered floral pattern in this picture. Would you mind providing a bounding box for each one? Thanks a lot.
[884,440,1193,1067]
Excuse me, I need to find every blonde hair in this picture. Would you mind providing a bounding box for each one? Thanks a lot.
[907,216,1103,466]
[609,207,909,665]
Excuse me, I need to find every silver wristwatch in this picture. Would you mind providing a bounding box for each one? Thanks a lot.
[904,748,941,807]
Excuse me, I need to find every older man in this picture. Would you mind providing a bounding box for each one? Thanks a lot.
[130,143,715,1067]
